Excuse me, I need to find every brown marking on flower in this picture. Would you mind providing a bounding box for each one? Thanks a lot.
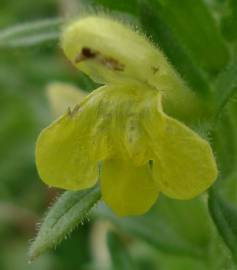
[68,104,80,117]
[75,47,97,63]
[75,47,125,71]
[102,56,125,71]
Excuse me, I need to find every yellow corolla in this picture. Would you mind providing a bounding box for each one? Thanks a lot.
[35,16,218,216]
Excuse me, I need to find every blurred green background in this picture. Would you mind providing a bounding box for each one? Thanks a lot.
[1,0,237,269]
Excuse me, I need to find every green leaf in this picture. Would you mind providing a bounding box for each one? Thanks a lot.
[221,0,237,42]
[212,101,237,180]
[213,55,237,117]
[208,189,237,264]
[0,18,62,48]
[107,231,136,270]
[96,195,213,258]
[29,186,101,261]
[139,0,211,97]
[143,0,229,74]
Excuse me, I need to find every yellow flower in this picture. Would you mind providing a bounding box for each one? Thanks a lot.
[35,16,217,216]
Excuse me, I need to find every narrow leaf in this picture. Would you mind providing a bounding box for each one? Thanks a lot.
[221,0,237,42]
[148,0,229,73]
[139,0,211,96]
[213,55,237,117]
[0,18,63,48]
[208,188,237,264]
[29,186,101,261]
[212,100,237,179]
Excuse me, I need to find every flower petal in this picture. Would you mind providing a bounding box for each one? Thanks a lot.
[151,115,218,199]
[101,159,159,216]
[92,82,155,165]
[36,111,98,190]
